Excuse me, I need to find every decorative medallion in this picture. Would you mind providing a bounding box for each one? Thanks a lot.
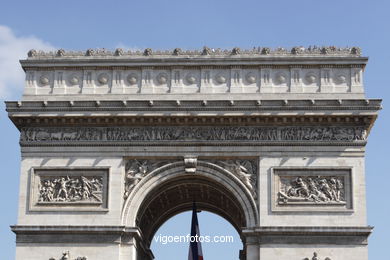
[157,73,168,85]
[186,74,197,84]
[215,73,227,84]
[97,73,109,84]
[334,74,347,84]
[127,74,138,85]
[39,75,50,85]
[68,74,79,85]
[305,73,317,84]
[245,72,256,84]
[274,73,287,85]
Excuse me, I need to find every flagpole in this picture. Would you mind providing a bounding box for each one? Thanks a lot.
[188,202,203,260]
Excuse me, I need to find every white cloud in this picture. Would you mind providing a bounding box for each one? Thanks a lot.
[0,25,55,100]
[115,42,142,52]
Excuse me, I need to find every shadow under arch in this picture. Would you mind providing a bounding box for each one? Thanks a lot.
[121,160,258,248]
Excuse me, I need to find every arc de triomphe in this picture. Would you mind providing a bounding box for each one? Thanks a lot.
[6,47,380,260]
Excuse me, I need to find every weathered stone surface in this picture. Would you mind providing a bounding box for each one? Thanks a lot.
[7,47,380,260]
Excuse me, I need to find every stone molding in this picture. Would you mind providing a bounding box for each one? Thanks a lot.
[11,225,141,244]
[242,226,372,245]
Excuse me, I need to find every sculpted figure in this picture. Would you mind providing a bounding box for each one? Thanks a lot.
[308,186,328,202]
[214,160,257,198]
[335,178,343,201]
[303,252,331,260]
[318,179,333,200]
[39,180,54,202]
[124,160,150,198]
[329,178,338,201]
[68,179,81,200]
[295,177,309,197]
[56,177,70,200]
[81,178,91,200]
[231,161,254,189]
[60,252,69,260]
[287,177,309,198]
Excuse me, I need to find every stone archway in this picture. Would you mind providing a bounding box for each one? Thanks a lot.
[121,159,258,259]
[8,47,379,260]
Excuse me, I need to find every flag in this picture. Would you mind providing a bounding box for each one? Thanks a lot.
[188,202,203,260]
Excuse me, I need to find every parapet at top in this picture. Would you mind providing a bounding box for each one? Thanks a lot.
[27,46,362,58]
[20,46,367,101]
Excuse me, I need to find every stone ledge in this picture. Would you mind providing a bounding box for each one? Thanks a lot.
[11,225,143,244]
[11,225,372,245]
[244,226,373,235]
[243,226,373,245]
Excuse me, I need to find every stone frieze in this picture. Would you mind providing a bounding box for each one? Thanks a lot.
[21,126,367,143]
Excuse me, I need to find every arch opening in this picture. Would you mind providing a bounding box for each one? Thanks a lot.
[137,174,247,244]
[151,211,243,260]
[121,160,258,259]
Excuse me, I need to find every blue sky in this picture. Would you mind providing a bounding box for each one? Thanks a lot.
[0,0,389,259]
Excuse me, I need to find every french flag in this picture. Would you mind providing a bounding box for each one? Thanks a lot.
[188,202,203,260]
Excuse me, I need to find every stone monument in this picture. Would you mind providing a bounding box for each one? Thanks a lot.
[6,46,380,260]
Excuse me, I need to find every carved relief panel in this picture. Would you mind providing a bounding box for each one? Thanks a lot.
[271,167,352,212]
[20,126,367,144]
[29,168,109,212]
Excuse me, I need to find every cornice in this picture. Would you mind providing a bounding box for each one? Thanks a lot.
[11,225,140,234]
[5,99,382,113]
[8,115,375,128]
[21,58,368,70]
[6,99,380,130]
